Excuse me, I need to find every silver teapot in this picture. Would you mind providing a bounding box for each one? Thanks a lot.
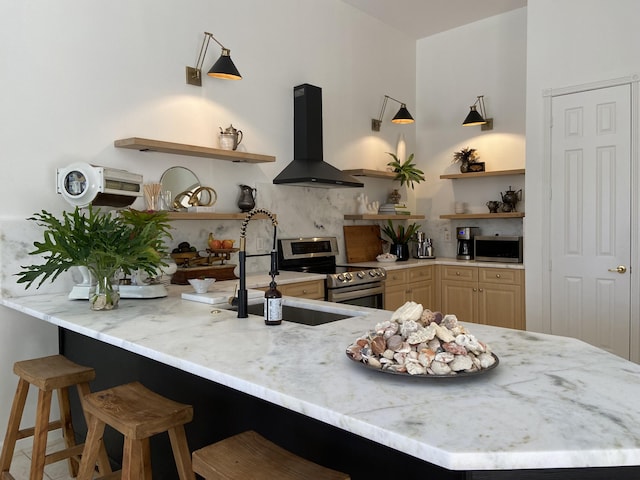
[219,124,243,151]
[500,186,522,212]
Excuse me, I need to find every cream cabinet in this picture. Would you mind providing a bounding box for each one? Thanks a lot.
[256,279,325,300]
[384,265,435,311]
[438,265,525,330]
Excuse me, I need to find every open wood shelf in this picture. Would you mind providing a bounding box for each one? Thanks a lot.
[167,212,276,220]
[439,168,525,179]
[439,212,524,219]
[344,214,425,220]
[342,169,397,179]
[114,137,275,163]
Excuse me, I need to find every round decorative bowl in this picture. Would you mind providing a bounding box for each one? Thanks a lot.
[376,253,397,263]
[188,278,216,294]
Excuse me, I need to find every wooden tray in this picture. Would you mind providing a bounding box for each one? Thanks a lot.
[343,225,383,263]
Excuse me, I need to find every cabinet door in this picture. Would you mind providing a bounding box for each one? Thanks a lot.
[277,280,325,300]
[410,281,434,310]
[440,280,477,324]
[384,284,408,311]
[478,283,524,330]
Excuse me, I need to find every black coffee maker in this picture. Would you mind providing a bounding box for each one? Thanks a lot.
[456,227,479,260]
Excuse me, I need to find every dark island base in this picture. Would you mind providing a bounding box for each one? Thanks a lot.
[59,329,640,480]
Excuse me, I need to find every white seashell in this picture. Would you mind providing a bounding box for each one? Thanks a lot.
[477,352,496,369]
[441,314,459,329]
[391,301,423,323]
[382,349,395,360]
[393,352,406,365]
[435,324,455,343]
[367,356,382,368]
[418,349,435,367]
[406,361,427,375]
[387,334,403,351]
[435,351,454,363]
[400,319,420,337]
[383,322,399,339]
[397,341,412,354]
[455,334,484,354]
[430,361,452,375]
[407,326,433,345]
[449,355,473,372]
[427,338,441,352]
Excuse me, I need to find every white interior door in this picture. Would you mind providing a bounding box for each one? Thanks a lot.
[550,84,631,359]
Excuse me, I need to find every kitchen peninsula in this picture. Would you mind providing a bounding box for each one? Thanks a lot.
[2,284,640,480]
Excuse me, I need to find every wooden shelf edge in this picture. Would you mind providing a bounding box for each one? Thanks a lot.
[342,169,397,179]
[440,169,525,179]
[114,137,276,164]
[167,212,276,220]
[439,212,525,219]
[344,214,426,220]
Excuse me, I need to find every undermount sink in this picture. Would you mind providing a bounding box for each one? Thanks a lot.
[233,302,352,326]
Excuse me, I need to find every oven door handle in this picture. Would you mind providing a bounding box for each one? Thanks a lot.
[328,285,384,303]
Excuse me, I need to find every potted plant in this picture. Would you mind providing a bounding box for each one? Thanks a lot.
[387,152,425,190]
[452,147,479,173]
[17,206,172,310]
[381,220,420,261]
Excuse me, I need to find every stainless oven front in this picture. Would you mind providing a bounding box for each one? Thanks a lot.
[326,282,385,309]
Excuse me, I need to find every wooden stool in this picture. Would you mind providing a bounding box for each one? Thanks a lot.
[77,381,195,480]
[192,430,350,480]
[0,354,111,480]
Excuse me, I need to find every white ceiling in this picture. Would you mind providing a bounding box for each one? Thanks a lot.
[341,0,527,40]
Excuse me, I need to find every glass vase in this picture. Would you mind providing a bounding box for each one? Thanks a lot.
[89,272,120,311]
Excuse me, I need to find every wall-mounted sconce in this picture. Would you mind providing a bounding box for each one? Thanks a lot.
[186,32,242,86]
[371,95,414,131]
[462,95,493,130]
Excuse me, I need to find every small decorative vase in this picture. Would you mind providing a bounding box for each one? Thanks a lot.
[389,189,401,204]
[89,271,120,311]
[460,161,470,173]
[389,243,409,261]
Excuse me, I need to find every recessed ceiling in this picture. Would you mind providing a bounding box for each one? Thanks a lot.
[341,0,527,40]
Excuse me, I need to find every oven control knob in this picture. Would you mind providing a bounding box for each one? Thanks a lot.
[344,272,353,281]
[337,274,345,282]
[368,271,376,277]
[356,272,365,279]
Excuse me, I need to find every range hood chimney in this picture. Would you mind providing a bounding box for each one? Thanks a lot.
[273,84,363,188]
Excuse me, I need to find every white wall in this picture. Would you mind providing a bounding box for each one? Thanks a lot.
[415,9,527,257]
[525,0,640,334]
[0,0,415,443]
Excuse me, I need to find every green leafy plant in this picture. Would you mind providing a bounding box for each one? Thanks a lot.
[452,147,479,164]
[386,153,425,189]
[381,220,421,245]
[17,206,172,289]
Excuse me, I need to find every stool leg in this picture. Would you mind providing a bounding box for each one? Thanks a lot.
[0,378,29,475]
[56,386,79,476]
[168,426,195,480]
[76,383,112,476]
[29,388,53,480]
[122,437,152,480]
[76,415,106,480]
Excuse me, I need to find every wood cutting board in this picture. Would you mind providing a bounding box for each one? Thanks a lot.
[343,225,383,263]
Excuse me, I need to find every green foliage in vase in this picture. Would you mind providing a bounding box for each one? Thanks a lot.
[16,206,172,289]
[386,152,425,190]
[381,220,421,245]
[452,147,479,164]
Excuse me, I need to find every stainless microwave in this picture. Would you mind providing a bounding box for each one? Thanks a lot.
[474,236,523,263]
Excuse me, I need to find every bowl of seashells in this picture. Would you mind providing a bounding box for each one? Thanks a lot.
[346,301,498,378]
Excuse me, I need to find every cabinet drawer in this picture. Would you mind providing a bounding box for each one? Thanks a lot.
[440,265,478,282]
[385,269,408,287]
[278,280,324,299]
[408,266,432,283]
[479,267,522,285]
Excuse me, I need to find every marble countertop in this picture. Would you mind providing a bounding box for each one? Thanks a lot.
[345,257,525,270]
[2,289,640,472]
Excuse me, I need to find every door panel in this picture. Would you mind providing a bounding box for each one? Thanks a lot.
[550,84,631,358]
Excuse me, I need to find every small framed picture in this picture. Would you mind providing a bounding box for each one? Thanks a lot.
[468,162,485,172]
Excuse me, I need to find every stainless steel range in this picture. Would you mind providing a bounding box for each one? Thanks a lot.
[278,237,386,308]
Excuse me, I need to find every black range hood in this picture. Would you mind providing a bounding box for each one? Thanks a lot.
[273,84,363,189]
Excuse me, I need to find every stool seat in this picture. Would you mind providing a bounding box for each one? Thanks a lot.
[192,430,350,480]
[77,381,194,480]
[0,355,111,480]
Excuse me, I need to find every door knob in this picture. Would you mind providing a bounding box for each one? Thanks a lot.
[608,265,627,274]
